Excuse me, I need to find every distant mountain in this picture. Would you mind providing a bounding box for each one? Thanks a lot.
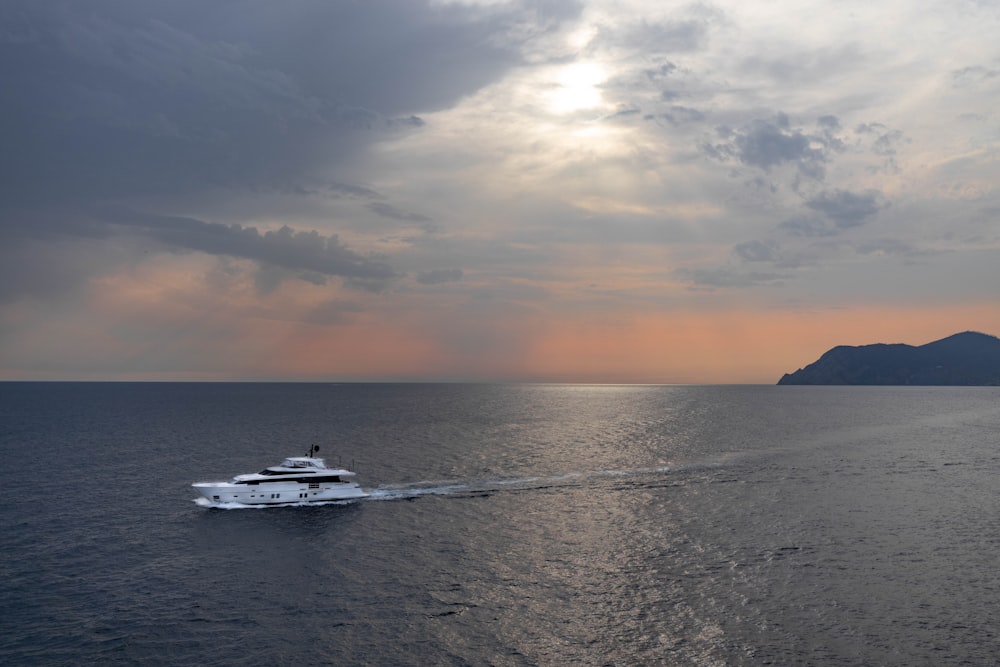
[777,331,1000,385]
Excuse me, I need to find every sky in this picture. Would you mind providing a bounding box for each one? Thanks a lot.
[2,0,999,383]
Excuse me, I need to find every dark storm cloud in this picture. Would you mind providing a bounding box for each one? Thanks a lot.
[0,0,547,209]
[0,0,580,295]
[704,113,844,181]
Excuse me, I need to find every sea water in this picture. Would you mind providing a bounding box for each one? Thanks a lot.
[1,382,998,665]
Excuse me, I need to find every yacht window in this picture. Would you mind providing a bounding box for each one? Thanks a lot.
[257,476,335,484]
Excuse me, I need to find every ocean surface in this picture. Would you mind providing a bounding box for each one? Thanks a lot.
[1,383,999,666]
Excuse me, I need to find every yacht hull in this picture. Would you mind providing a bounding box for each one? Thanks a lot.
[192,480,368,505]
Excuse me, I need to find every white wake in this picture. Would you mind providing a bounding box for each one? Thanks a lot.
[364,465,673,502]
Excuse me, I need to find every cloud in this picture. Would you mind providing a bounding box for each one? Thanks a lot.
[778,216,838,237]
[951,65,1000,87]
[817,115,840,131]
[661,105,706,125]
[367,202,434,224]
[108,211,399,287]
[644,62,678,81]
[734,239,778,262]
[704,113,844,181]
[0,236,116,304]
[853,238,916,257]
[777,189,886,238]
[805,189,885,228]
[855,122,906,172]
[603,105,643,122]
[677,267,786,289]
[416,268,464,285]
[739,44,866,86]
[596,17,710,55]
[323,182,385,200]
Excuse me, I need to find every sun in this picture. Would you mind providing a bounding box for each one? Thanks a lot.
[547,62,607,114]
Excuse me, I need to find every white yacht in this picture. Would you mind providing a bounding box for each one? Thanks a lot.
[193,446,367,506]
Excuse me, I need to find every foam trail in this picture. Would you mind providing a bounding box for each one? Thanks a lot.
[364,465,673,502]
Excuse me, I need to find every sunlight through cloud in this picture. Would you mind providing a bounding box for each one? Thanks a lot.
[547,62,607,114]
